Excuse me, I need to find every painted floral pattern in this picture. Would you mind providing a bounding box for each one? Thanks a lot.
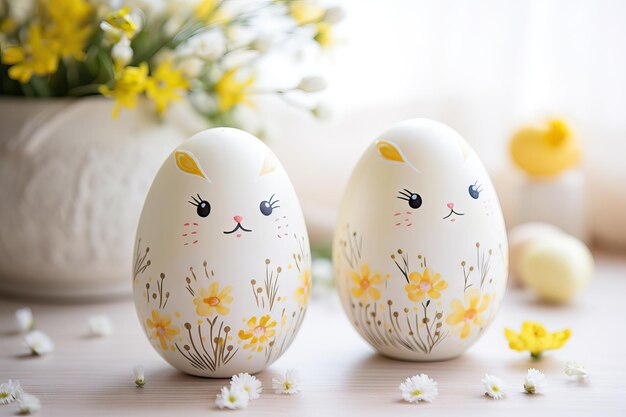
[350,264,383,302]
[295,268,311,307]
[238,315,277,353]
[445,289,491,339]
[404,268,448,302]
[146,309,179,350]
[193,282,233,316]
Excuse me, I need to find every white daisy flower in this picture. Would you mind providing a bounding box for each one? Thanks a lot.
[399,373,438,403]
[230,373,262,400]
[133,365,145,388]
[0,379,22,404]
[524,368,546,394]
[16,392,40,414]
[87,315,113,337]
[215,385,249,410]
[564,361,589,381]
[16,308,34,333]
[481,373,506,399]
[272,369,301,395]
[24,330,54,356]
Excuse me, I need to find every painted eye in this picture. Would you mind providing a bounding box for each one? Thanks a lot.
[468,183,481,199]
[260,194,280,216]
[398,189,422,209]
[189,194,211,217]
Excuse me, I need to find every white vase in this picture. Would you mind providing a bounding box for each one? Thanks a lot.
[0,97,206,300]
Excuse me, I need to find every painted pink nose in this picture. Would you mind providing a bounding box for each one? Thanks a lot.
[447,202,454,209]
[234,215,243,223]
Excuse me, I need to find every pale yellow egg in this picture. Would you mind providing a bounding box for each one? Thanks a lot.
[508,222,563,286]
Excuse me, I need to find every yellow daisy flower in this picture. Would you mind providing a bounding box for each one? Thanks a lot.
[1,25,59,83]
[238,315,277,353]
[295,268,312,307]
[215,68,255,112]
[145,60,190,114]
[99,63,148,118]
[404,268,448,302]
[445,289,490,339]
[504,321,571,358]
[193,281,233,316]
[350,264,383,302]
[145,309,179,350]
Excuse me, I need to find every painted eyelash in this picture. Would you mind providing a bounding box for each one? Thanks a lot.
[473,181,484,192]
[188,194,203,207]
[397,188,413,201]
[268,194,281,209]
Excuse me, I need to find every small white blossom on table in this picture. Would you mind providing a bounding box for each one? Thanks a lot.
[16,392,41,414]
[399,374,438,403]
[231,373,262,400]
[272,369,301,395]
[482,374,506,399]
[524,368,546,394]
[564,361,589,381]
[215,385,249,410]
[133,365,145,388]
[0,379,22,404]
[24,330,54,356]
[87,315,113,337]
[15,308,34,333]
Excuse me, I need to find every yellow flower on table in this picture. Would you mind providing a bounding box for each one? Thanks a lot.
[504,321,571,358]
[99,63,149,118]
[295,268,312,307]
[404,268,447,302]
[1,25,59,83]
[145,60,190,114]
[145,309,179,350]
[350,264,383,302]
[238,315,277,353]
[445,289,490,339]
[215,68,255,112]
[193,282,233,316]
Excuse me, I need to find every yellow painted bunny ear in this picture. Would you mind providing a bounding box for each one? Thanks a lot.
[175,150,210,181]
[375,140,420,172]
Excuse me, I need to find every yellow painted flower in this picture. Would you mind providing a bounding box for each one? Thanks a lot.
[504,321,571,358]
[238,315,277,352]
[102,6,140,40]
[215,68,255,112]
[288,2,325,25]
[1,25,59,83]
[314,22,333,48]
[145,60,190,114]
[350,264,383,302]
[404,268,448,302]
[145,309,179,350]
[445,289,490,339]
[295,268,311,307]
[193,281,233,316]
[99,63,149,118]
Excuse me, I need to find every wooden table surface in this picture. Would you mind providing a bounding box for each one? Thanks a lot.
[1,253,625,416]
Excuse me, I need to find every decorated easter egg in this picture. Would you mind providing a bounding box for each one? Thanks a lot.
[133,128,311,377]
[333,119,508,361]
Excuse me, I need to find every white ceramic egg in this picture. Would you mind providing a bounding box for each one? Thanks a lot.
[333,119,508,361]
[133,128,311,377]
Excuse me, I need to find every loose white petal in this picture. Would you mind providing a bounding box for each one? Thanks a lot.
[231,373,262,400]
[133,365,145,388]
[24,330,54,356]
[524,368,547,394]
[399,373,438,403]
[0,379,22,404]
[15,308,34,333]
[16,392,40,414]
[272,369,301,395]
[482,373,506,399]
[215,385,249,409]
[297,75,328,93]
[324,6,346,24]
[87,315,113,337]
[564,361,589,381]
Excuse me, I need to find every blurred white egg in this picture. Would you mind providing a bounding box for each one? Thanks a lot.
[508,222,563,285]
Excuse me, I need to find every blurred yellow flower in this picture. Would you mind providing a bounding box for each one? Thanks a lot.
[405,268,447,302]
[193,281,233,316]
[102,6,140,40]
[0,17,16,34]
[314,22,333,48]
[445,289,490,339]
[45,0,94,61]
[47,0,93,23]
[1,25,59,83]
[145,60,190,114]
[289,2,324,25]
[215,68,255,112]
[350,263,383,302]
[195,0,231,25]
[504,321,571,358]
[99,63,149,118]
